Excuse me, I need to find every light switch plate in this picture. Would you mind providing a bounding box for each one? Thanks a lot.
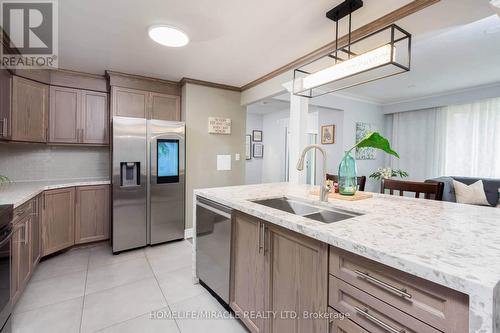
[235,154,240,161]
[217,155,231,171]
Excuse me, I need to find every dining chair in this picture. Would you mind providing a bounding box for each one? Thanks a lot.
[381,178,444,201]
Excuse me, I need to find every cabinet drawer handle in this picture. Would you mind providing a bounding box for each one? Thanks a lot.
[262,224,267,254]
[24,222,29,245]
[0,117,7,137]
[354,306,406,333]
[258,223,264,254]
[354,270,412,300]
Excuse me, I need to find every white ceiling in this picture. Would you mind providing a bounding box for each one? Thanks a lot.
[58,0,413,86]
[58,0,500,103]
[342,0,500,104]
[247,99,290,115]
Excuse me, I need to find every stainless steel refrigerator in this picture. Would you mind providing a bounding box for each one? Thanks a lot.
[112,116,185,253]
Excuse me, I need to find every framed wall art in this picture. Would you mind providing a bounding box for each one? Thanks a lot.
[321,125,335,144]
[253,143,264,158]
[252,130,262,142]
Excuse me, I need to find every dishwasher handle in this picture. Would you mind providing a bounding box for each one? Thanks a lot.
[196,198,232,219]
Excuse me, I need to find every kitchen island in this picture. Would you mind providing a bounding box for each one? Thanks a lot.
[193,183,500,333]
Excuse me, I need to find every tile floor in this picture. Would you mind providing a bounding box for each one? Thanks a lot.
[12,240,248,333]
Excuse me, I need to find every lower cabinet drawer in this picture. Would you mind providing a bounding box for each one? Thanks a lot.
[328,308,370,333]
[13,199,35,224]
[329,247,469,332]
[329,276,441,333]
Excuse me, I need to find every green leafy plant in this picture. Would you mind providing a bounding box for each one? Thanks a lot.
[0,175,10,185]
[346,132,399,158]
[369,168,409,180]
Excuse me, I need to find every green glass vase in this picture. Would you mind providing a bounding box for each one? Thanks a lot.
[338,152,357,196]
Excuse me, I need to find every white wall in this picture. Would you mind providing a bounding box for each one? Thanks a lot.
[183,83,246,228]
[245,113,264,184]
[313,107,344,185]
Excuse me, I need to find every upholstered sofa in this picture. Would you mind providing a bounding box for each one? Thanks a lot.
[426,176,500,207]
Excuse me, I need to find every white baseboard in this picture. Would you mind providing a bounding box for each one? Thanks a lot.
[184,228,193,239]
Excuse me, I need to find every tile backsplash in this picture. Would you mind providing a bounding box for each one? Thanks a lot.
[0,142,110,182]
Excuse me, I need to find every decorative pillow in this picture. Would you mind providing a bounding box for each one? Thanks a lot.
[452,180,490,206]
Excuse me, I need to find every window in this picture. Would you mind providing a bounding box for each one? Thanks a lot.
[387,97,500,179]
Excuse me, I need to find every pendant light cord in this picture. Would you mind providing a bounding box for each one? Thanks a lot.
[335,20,339,64]
[348,11,352,59]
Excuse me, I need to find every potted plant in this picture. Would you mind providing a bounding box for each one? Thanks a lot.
[369,168,409,180]
[338,132,399,195]
[0,175,10,186]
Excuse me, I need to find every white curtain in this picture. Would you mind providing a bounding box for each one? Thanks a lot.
[441,99,500,178]
[388,108,446,180]
[388,98,500,180]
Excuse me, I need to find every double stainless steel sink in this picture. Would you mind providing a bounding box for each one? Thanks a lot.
[252,197,361,224]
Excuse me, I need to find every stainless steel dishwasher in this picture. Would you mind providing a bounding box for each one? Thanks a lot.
[196,196,232,306]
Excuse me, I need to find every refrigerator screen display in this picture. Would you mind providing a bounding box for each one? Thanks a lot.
[157,139,179,183]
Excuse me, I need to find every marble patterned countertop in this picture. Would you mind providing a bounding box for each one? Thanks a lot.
[194,182,500,333]
[0,178,111,208]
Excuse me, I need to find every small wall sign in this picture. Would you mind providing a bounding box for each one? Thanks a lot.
[208,117,231,134]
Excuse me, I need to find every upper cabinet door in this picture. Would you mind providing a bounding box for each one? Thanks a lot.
[81,91,109,144]
[49,86,80,143]
[150,93,180,121]
[11,76,48,143]
[112,87,148,118]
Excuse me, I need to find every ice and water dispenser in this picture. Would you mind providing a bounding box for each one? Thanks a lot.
[120,162,140,187]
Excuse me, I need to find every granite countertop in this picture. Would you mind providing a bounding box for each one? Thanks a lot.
[194,182,500,333]
[0,178,111,208]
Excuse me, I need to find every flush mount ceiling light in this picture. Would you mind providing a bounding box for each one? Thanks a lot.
[148,25,189,47]
[293,0,411,98]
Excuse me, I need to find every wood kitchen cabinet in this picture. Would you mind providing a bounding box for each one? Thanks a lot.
[230,211,266,333]
[150,92,180,121]
[49,86,108,144]
[112,86,180,121]
[49,86,80,143]
[11,197,39,305]
[81,90,109,144]
[75,185,110,244]
[11,216,31,305]
[11,76,49,142]
[112,87,148,118]
[42,187,75,256]
[329,247,469,333]
[230,211,328,333]
[266,225,328,333]
[9,187,110,306]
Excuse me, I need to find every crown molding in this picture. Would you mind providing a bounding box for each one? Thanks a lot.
[180,77,241,92]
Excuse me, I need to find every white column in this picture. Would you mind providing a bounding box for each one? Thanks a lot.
[283,81,308,184]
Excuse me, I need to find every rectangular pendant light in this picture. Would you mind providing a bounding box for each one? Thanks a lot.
[294,24,411,98]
